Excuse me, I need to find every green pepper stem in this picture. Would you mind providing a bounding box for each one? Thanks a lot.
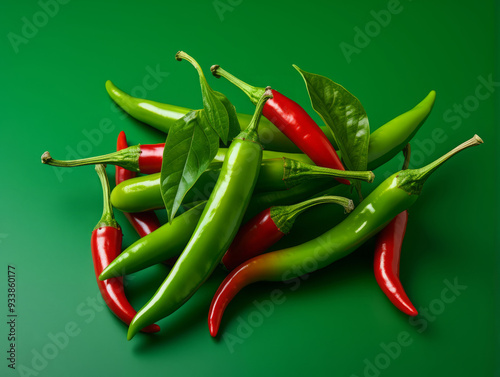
[176,51,207,81]
[40,147,141,171]
[244,88,273,134]
[94,164,119,230]
[416,135,482,181]
[271,196,354,234]
[398,135,483,195]
[283,158,374,187]
[210,65,264,105]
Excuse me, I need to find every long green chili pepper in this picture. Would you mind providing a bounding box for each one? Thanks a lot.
[106,80,329,153]
[110,158,373,213]
[208,135,483,336]
[127,89,274,340]
[367,91,435,169]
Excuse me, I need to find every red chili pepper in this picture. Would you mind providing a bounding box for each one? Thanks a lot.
[211,65,349,185]
[373,144,417,316]
[116,131,162,237]
[92,164,160,333]
[221,196,354,271]
[373,210,418,316]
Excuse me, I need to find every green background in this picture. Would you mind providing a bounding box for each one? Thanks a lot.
[1,0,498,376]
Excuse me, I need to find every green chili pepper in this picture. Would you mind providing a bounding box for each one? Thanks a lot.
[126,89,274,340]
[110,158,373,213]
[208,135,483,336]
[367,90,435,169]
[99,202,207,280]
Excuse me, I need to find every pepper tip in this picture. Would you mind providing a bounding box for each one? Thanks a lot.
[127,328,136,341]
[208,320,219,337]
[175,51,183,61]
[210,65,220,78]
[41,151,52,164]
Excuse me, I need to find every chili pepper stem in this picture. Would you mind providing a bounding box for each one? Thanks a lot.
[398,135,483,195]
[176,51,208,80]
[94,165,119,230]
[271,196,354,234]
[210,65,264,105]
[242,87,273,135]
[283,158,375,184]
[41,147,142,172]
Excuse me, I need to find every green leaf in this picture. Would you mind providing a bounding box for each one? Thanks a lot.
[177,52,235,144]
[293,65,370,173]
[213,91,241,141]
[199,81,230,143]
[160,110,219,222]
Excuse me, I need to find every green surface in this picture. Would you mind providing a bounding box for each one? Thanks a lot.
[1,0,497,376]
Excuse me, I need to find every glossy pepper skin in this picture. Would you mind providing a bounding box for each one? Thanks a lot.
[110,157,373,213]
[211,65,349,185]
[208,136,483,336]
[92,164,160,333]
[106,79,334,153]
[374,211,417,316]
[367,91,435,170]
[222,196,354,271]
[127,90,274,340]
[115,131,162,237]
[99,203,206,280]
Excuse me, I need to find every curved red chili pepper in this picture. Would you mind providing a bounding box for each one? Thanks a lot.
[211,66,349,185]
[221,208,284,271]
[92,165,160,333]
[116,132,176,266]
[373,210,418,316]
[209,259,267,337]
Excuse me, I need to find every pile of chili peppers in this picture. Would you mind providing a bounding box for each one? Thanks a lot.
[41,52,484,340]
